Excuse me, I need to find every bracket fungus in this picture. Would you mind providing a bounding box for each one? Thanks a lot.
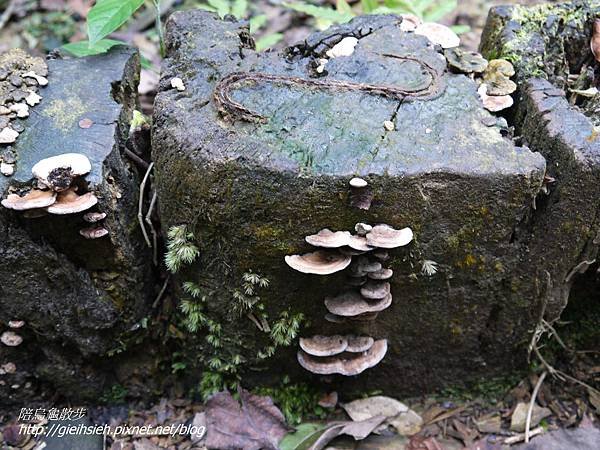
[326,37,358,58]
[83,212,107,223]
[360,281,391,300]
[414,23,460,49]
[355,223,372,236]
[346,335,375,353]
[444,48,488,74]
[297,339,388,376]
[79,226,109,239]
[0,127,18,144]
[1,189,56,210]
[1,331,23,347]
[366,224,413,248]
[325,291,392,316]
[32,153,92,191]
[400,14,421,32]
[299,335,348,357]
[285,250,351,275]
[46,188,98,215]
[368,267,393,280]
[478,84,514,112]
[349,177,368,188]
[305,228,352,248]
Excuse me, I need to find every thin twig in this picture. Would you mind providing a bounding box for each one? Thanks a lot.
[138,162,154,248]
[0,0,17,31]
[505,426,544,445]
[124,148,150,170]
[145,189,158,265]
[152,276,170,309]
[525,371,547,443]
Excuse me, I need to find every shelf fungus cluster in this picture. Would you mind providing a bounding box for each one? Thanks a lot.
[1,153,108,239]
[0,49,48,176]
[297,335,388,376]
[286,223,413,376]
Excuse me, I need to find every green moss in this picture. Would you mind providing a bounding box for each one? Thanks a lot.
[255,378,327,425]
[437,373,523,404]
[44,96,87,132]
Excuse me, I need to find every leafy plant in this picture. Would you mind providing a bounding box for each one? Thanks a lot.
[285,0,468,32]
[62,0,160,57]
[165,225,200,273]
[255,378,326,424]
[198,0,283,50]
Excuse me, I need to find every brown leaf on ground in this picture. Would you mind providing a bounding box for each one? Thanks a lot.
[311,415,387,450]
[462,437,503,450]
[407,435,446,450]
[205,387,290,450]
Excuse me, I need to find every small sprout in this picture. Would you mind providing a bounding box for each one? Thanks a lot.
[414,23,460,49]
[326,37,358,58]
[0,127,18,144]
[421,260,439,276]
[1,331,23,347]
[383,120,395,131]
[171,77,186,91]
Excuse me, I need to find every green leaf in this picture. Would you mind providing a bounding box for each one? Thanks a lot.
[336,0,352,15]
[62,38,125,57]
[383,0,419,16]
[284,2,354,23]
[87,0,145,46]
[249,14,267,33]
[255,32,283,51]
[231,0,248,19]
[423,0,457,22]
[360,0,379,13]
[450,24,471,34]
[279,423,328,450]
[207,0,230,17]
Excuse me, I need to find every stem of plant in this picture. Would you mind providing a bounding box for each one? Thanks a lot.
[153,0,165,57]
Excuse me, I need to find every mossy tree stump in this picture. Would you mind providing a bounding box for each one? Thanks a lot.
[153,12,552,395]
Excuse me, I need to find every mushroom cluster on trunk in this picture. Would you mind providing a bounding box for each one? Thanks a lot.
[0,49,48,174]
[285,223,413,376]
[1,152,109,239]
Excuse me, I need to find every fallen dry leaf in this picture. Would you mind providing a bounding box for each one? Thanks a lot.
[205,387,290,450]
[310,415,387,450]
[407,435,445,450]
